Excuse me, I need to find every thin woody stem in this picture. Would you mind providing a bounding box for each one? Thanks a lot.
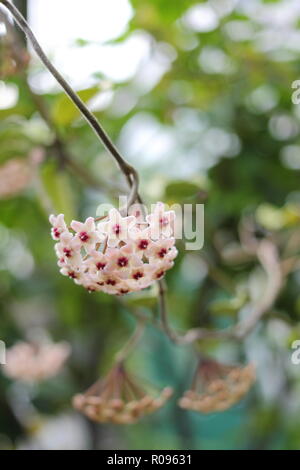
[115,320,146,363]
[0,0,140,207]
[158,239,283,345]
[158,279,185,344]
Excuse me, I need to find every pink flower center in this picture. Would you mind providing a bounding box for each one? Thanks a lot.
[119,289,129,295]
[68,271,77,279]
[53,228,61,238]
[156,270,165,279]
[133,271,143,280]
[158,248,167,258]
[63,248,72,258]
[79,231,89,242]
[106,279,116,286]
[113,224,121,235]
[159,216,169,227]
[96,262,106,270]
[138,239,149,250]
[117,256,128,267]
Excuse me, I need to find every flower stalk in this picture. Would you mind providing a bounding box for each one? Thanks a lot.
[115,320,146,363]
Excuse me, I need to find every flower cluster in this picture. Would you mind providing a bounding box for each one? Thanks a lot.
[49,203,177,295]
[179,359,255,413]
[3,341,70,383]
[73,363,173,424]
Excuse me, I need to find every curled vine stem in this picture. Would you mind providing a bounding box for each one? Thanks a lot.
[0,0,140,209]
[158,239,283,345]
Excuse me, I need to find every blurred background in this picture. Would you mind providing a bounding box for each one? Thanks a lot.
[1,0,300,450]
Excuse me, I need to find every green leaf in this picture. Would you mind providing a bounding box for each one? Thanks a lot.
[164,180,202,202]
[40,160,76,222]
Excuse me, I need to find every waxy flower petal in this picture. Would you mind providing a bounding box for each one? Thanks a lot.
[97,209,136,247]
[146,202,175,239]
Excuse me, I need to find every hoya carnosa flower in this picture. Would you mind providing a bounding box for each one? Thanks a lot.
[178,359,255,414]
[71,216,104,252]
[86,250,108,274]
[55,237,82,268]
[49,214,69,241]
[126,263,156,291]
[146,202,175,239]
[129,226,152,252]
[146,239,177,264]
[97,208,136,248]
[3,341,70,383]
[104,244,138,272]
[72,363,173,424]
[49,203,178,296]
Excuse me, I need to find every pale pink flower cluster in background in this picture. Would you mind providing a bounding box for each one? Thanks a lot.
[3,341,70,383]
[49,202,177,296]
[0,149,44,200]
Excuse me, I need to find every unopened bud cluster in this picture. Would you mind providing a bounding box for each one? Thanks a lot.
[73,363,173,424]
[179,359,255,413]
